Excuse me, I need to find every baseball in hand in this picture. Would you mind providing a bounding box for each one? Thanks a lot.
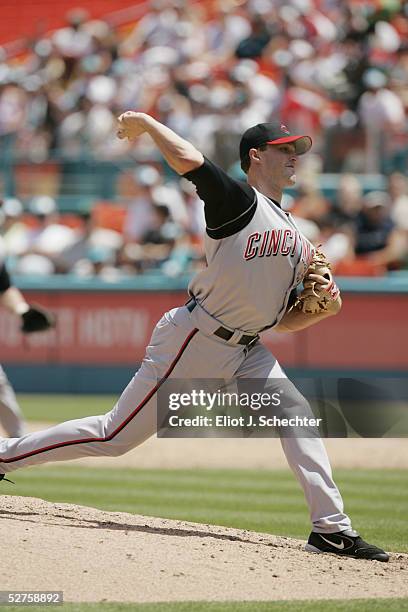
[117,111,147,140]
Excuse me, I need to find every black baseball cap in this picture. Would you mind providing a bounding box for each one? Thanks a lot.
[239,121,312,162]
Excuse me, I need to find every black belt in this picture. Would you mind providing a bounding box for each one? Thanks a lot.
[185,298,259,348]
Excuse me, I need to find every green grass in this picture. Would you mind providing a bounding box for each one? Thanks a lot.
[18,394,118,422]
[4,465,407,553]
[3,600,408,612]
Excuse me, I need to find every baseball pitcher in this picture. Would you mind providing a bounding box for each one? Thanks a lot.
[0,115,389,562]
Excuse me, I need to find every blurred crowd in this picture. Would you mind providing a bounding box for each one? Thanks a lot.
[0,166,207,280]
[285,170,408,275]
[0,0,407,165]
[0,0,407,277]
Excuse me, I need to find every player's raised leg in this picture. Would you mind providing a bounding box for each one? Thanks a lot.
[0,306,247,474]
[0,310,198,473]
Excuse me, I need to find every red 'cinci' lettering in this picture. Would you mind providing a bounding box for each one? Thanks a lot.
[243,228,301,259]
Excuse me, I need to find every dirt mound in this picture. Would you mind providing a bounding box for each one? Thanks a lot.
[1,495,407,603]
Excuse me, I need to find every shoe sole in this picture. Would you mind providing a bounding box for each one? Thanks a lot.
[304,543,389,562]
[305,543,326,554]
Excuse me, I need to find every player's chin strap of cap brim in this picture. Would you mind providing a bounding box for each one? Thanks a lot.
[186,298,259,348]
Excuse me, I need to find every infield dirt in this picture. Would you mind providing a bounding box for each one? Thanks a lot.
[1,495,407,603]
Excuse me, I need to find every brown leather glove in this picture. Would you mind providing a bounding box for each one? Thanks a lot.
[296,250,340,315]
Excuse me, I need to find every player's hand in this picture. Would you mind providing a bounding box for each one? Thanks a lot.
[117,111,148,141]
[303,272,331,293]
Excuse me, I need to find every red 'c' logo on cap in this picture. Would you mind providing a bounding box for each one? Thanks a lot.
[280,124,290,134]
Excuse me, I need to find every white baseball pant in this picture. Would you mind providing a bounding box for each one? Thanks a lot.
[0,304,351,533]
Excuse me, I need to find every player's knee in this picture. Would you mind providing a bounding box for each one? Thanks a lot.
[278,385,313,417]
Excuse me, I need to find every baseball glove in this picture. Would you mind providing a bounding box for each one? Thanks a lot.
[21,305,55,334]
[296,250,340,315]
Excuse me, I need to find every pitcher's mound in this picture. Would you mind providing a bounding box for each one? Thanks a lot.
[1,495,407,603]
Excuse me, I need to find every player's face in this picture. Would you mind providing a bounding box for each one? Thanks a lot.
[262,143,298,187]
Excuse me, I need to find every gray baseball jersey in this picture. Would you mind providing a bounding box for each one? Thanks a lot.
[190,187,314,333]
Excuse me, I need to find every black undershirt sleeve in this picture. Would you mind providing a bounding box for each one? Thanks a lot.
[183,157,257,239]
[0,263,11,293]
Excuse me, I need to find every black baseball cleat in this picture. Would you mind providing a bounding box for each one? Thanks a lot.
[0,473,15,484]
[305,529,389,562]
